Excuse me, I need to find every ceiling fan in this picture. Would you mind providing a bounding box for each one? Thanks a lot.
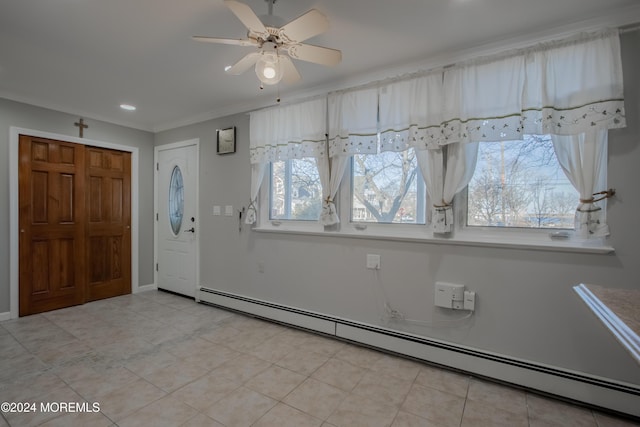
[193,0,342,87]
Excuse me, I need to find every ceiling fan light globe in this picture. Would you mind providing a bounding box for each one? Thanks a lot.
[262,66,277,79]
[255,52,283,85]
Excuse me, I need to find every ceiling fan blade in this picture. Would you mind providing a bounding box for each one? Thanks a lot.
[280,56,301,84]
[224,0,268,37]
[226,52,261,75]
[287,44,341,66]
[279,9,329,43]
[192,36,258,47]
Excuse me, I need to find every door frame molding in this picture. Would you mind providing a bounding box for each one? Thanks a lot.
[9,127,140,319]
[154,139,200,298]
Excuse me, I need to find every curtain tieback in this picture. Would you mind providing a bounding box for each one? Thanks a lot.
[324,197,334,205]
[580,188,616,204]
[433,201,452,209]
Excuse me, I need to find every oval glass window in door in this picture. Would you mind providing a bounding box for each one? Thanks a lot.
[168,165,184,235]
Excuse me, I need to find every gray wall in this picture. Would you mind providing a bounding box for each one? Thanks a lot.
[0,99,156,312]
[155,30,640,387]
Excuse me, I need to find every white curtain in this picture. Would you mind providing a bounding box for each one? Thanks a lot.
[378,73,443,152]
[442,54,526,145]
[416,143,478,233]
[245,162,266,224]
[531,30,624,237]
[247,98,327,224]
[247,29,625,233]
[320,89,378,225]
[522,30,625,136]
[552,129,609,238]
[328,88,379,157]
[317,155,349,225]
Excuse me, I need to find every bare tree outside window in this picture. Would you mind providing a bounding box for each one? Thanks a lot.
[467,135,578,229]
[270,159,322,220]
[351,149,425,224]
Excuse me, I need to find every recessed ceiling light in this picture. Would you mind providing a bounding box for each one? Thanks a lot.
[120,104,136,111]
[224,65,232,72]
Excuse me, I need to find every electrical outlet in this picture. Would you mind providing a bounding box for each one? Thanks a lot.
[366,254,380,269]
[464,290,476,311]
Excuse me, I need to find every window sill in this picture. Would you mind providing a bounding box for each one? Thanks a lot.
[253,224,614,254]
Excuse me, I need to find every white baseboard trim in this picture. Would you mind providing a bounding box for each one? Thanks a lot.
[0,312,11,322]
[198,286,640,418]
[135,284,158,293]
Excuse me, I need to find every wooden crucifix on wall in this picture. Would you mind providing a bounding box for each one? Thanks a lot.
[74,118,88,138]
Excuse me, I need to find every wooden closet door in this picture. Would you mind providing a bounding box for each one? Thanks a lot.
[85,147,132,301]
[19,136,86,315]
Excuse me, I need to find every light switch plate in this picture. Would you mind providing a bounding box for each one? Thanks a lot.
[224,205,233,216]
[213,205,221,216]
[366,254,381,269]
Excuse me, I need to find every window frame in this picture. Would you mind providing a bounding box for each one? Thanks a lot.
[256,144,613,254]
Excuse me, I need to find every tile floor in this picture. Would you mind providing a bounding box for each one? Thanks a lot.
[1,290,638,427]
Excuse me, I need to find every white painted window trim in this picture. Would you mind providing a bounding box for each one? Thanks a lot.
[255,156,613,254]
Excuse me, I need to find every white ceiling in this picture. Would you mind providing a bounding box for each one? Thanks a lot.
[1,0,639,132]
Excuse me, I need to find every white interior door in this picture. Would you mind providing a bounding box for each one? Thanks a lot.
[156,141,199,297]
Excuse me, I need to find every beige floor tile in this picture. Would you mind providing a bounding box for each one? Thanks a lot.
[311,358,368,392]
[414,365,470,398]
[327,393,398,427]
[163,336,217,359]
[205,386,277,427]
[96,377,166,422]
[224,328,275,352]
[253,403,323,427]
[210,353,272,383]
[84,332,145,353]
[141,360,209,393]
[248,338,297,363]
[300,335,346,357]
[117,395,199,427]
[0,372,68,402]
[124,349,179,377]
[67,366,141,400]
[198,325,243,344]
[3,290,637,427]
[283,377,347,421]
[402,383,465,427]
[461,399,528,427]
[171,372,241,411]
[179,413,226,427]
[370,355,422,382]
[391,411,443,427]
[276,348,330,376]
[31,340,94,366]
[38,411,113,427]
[526,393,597,427]
[245,365,306,400]
[182,344,240,371]
[467,378,528,417]
[0,353,49,382]
[593,412,640,427]
[3,385,86,427]
[351,371,414,407]
[334,344,384,368]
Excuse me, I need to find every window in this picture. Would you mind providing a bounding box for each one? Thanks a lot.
[467,135,579,229]
[168,165,184,235]
[351,149,426,224]
[270,158,322,221]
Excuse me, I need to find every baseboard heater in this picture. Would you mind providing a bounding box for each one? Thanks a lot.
[198,286,640,418]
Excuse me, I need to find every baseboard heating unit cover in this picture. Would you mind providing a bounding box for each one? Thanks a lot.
[198,286,640,418]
